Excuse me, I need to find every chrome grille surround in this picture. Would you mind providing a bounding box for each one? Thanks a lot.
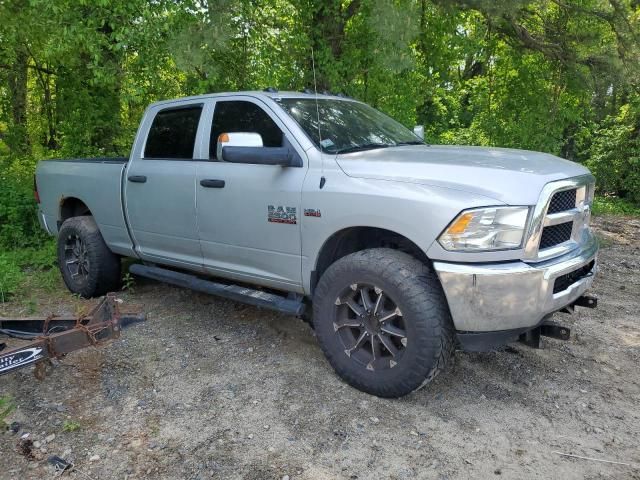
[523,174,595,262]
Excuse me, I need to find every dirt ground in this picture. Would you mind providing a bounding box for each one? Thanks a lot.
[1,215,639,480]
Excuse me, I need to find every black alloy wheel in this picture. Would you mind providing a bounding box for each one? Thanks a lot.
[334,283,407,371]
[63,233,91,281]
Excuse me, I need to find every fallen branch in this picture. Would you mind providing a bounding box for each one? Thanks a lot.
[553,451,639,469]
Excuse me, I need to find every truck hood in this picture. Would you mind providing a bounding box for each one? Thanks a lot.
[335,145,591,205]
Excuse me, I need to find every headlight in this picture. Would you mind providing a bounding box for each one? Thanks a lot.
[439,206,530,251]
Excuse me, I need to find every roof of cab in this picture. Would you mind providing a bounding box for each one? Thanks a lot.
[148,90,356,109]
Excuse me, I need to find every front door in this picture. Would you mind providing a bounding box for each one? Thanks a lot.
[195,98,307,291]
[125,102,205,269]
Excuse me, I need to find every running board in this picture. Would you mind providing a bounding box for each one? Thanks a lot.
[129,264,305,316]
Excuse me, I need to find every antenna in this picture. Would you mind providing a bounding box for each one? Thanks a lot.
[311,47,326,189]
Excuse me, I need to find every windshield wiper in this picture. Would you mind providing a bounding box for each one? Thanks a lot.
[395,140,425,146]
[335,143,390,154]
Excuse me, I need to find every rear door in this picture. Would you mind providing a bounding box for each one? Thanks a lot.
[124,101,206,269]
[195,97,307,291]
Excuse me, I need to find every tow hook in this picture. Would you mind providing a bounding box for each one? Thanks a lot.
[519,320,570,349]
[519,294,598,349]
[574,294,598,309]
[540,322,571,341]
[561,294,598,314]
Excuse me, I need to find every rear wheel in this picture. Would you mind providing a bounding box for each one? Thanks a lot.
[313,248,454,398]
[57,216,121,297]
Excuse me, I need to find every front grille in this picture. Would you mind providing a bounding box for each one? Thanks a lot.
[528,180,594,261]
[548,189,577,214]
[553,260,595,294]
[540,221,573,249]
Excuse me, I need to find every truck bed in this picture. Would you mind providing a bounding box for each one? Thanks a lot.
[36,157,135,257]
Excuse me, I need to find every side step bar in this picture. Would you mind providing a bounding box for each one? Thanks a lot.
[129,264,306,317]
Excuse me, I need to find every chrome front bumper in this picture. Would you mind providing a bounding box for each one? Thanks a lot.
[433,230,598,333]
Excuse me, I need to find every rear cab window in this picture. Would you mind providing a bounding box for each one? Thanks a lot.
[144,105,203,159]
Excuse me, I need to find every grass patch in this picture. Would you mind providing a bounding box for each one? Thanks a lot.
[0,395,15,423]
[593,196,640,217]
[122,272,136,293]
[25,266,63,292]
[0,256,22,302]
[62,420,81,432]
[0,239,57,301]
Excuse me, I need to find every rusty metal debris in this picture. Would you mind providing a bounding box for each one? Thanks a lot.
[0,293,145,378]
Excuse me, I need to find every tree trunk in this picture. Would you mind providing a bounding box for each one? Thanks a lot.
[7,46,30,155]
[93,21,122,152]
[44,71,57,150]
[306,0,361,91]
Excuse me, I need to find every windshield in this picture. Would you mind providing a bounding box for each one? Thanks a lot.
[275,98,423,154]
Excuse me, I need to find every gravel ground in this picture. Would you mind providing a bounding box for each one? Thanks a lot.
[1,215,639,480]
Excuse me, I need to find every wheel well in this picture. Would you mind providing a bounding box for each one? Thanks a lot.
[312,227,429,293]
[59,197,92,223]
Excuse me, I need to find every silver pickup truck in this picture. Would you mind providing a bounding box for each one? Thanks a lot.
[35,90,598,397]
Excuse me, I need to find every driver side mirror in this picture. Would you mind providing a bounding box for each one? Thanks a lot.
[216,132,263,160]
[217,132,302,167]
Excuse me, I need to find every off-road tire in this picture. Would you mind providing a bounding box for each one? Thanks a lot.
[313,248,455,398]
[57,216,121,297]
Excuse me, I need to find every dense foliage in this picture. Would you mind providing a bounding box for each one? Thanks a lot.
[0,0,639,264]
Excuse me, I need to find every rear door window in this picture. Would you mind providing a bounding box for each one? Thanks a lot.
[144,105,203,159]
[209,101,283,159]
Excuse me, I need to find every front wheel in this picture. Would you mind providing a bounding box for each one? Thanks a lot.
[57,216,121,297]
[313,248,454,398]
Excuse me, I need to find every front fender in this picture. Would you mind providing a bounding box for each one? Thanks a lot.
[300,171,504,293]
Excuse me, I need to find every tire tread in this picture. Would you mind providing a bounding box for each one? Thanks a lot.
[313,248,454,398]
[57,216,121,297]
